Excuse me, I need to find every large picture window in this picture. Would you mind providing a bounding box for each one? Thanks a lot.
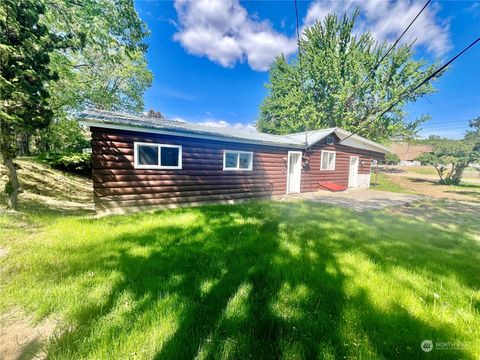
[223,150,253,171]
[321,150,336,171]
[134,142,182,169]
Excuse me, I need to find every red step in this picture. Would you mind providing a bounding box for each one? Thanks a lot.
[319,182,348,192]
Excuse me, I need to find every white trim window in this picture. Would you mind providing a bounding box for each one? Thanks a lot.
[321,150,336,171]
[134,142,182,169]
[223,150,253,171]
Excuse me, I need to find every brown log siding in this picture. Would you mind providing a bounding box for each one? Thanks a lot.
[90,127,384,213]
[91,127,290,212]
[301,134,384,192]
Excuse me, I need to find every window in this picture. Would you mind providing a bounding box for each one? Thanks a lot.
[321,150,336,170]
[223,150,253,170]
[326,135,334,145]
[134,142,182,169]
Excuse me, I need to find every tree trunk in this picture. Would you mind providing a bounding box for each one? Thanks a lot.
[450,164,466,185]
[3,157,19,210]
[19,132,31,156]
[433,165,444,183]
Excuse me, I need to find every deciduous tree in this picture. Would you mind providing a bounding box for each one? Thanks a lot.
[33,0,153,155]
[257,12,438,142]
[416,122,480,185]
[45,0,152,115]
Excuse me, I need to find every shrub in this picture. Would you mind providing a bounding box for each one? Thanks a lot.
[383,152,401,165]
[39,152,91,176]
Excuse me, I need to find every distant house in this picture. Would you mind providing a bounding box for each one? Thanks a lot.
[79,109,389,214]
[390,142,432,166]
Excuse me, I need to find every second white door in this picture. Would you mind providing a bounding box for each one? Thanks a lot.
[348,156,359,188]
[287,151,302,194]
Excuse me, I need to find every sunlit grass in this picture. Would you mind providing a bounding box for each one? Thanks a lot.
[370,172,411,193]
[0,199,479,359]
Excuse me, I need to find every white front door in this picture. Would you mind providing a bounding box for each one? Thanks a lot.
[348,156,359,188]
[287,151,302,194]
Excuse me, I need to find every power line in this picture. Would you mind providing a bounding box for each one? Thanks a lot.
[423,120,473,126]
[421,122,474,129]
[343,0,431,110]
[341,35,480,143]
[421,126,472,131]
[423,118,474,124]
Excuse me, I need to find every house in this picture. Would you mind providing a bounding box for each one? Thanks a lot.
[79,109,389,214]
[390,142,432,166]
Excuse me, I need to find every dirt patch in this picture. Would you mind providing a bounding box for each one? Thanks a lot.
[0,247,9,258]
[382,173,480,203]
[0,309,59,360]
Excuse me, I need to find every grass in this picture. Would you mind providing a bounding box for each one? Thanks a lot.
[371,170,480,203]
[404,166,438,176]
[1,200,479,359]
[370,172,411,193]
[1,160,479,359]
[399,165,480,183]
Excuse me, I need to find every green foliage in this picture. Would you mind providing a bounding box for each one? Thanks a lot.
[45,0,153,115]
[384,152,401,165]
[465,116,480,144]
[7,0,153,159]
[416,128,480,185]
[0,0,72,208]
[0,0,65,160]
[257,12,438,142]
[36,118,90,153]
[39,152,91,176]
[32,0,153,156]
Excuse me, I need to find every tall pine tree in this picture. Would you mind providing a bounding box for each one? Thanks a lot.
[0,0,63,209]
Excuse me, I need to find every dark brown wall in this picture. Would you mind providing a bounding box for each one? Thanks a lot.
[90,127,385,212]
[301,134,384,192]
[91,127,291,212]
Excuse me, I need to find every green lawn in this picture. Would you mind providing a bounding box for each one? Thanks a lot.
[370,172,411,193]
[404,167,439,176]
[1,199,479,359]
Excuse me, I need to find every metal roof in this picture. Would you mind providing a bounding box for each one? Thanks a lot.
[79,109,389,153]
[79,109,304,147]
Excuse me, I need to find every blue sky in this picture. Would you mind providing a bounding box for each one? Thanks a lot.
[135,0,480,139]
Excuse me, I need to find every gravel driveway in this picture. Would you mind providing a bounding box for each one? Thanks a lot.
[280,189,424,211]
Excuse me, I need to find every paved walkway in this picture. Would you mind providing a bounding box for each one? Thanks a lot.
[279,189,424,211]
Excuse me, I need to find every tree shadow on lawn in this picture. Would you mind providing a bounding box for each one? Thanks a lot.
[444,190,480,200]
[39,201,478,359]
[408,177,480,189]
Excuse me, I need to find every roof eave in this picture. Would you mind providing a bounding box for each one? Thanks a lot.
[303,127,390,154]
[79,118,306,148]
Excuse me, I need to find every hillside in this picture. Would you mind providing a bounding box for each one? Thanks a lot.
[0,158,94,214]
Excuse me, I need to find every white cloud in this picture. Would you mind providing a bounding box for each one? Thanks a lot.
[172,0,451,71]
[170,115,256,132]
[198,119,258,132]
[171,116,187,123]
[466,3,480,18]
[173,0,297,71]
[304,0,451,57]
